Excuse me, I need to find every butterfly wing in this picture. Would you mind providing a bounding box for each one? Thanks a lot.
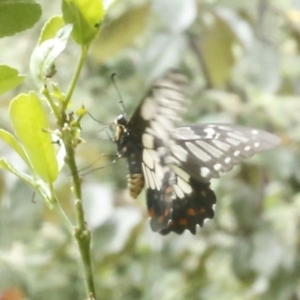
[157,124,280,234]
[170,124,280,182]
[159,177,216,235]
[128,71,187,141]
[126,71,189,231]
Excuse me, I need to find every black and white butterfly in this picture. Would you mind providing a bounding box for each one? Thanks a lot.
[113,71,280,235]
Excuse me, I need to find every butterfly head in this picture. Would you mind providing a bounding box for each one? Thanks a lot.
[114,114,129,155]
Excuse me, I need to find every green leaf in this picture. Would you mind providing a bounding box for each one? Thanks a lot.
[30,24,73,87]
[232,237,255,281]
[0,0,42,37]
[201,13,236,87]
[91,3,150,62]
[0,158,52,204]
[0,65,25,95]
[38,15,65,45]
[0,158,36,188]
[51,82,65,102]
[9,92,58,183]
[0,129,31,169]
[62,0,104,45]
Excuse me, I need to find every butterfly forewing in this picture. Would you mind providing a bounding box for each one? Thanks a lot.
[128,72,188,140]
[124,71,189,231]
[170,124,280,182]
[137,72,186,231]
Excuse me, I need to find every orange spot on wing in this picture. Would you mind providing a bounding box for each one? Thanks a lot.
[158,216,165,223]
[148,208,154,218]
[199,208,206,214]
[187,208,196,216]
[179,218,188,226]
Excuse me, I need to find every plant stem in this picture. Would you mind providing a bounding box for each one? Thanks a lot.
[59,44,96,299]
[62,45,89,111]
[64,139,96,298]
[43,88,61,122]
[49,184,73,229]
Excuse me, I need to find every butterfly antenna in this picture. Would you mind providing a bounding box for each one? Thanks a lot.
[105,128,114,142]
[111,73,126,118]
[97,124,111,134]
[80,155,121,176]
[87,111,110,126]
[76,153,120,174]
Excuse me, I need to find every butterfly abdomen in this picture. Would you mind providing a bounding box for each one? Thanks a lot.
[127,173,144,198]
[126,149,144,199]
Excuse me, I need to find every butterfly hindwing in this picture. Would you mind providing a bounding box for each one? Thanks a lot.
[141,135,172,230]
[160,175,216,235]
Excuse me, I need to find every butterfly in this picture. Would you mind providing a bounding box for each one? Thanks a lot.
[113,71,280,235]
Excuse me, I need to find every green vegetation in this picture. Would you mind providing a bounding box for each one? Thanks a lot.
[0,1,298,299]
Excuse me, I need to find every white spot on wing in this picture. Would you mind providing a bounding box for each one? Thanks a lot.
[214,163,222,171]
[226,138,240,146]
[251,130,258,135]
[196,140,223,158]
[225,157,231,164]
[150,120,168,140]
[143,149,158,169]
[142,163,149,188]
[203,127,216,137]
[234,150,240,156]
[173,184,185,199]
[160,96,183,110]
[142,133,154,149]
[200,167,210,177]
[218,126,231,131]
[156,115,173,130]
[185,142,211,162]
[169,156,180,165]
[171,165,190,182]
[171,127,201,140]
[157,107,177,119]
[171,144,188,162]
[254,142,260,148]
[212,140,230,151]
[144,164,156,190]
[151,169,161,190]
[244,145,251,151]
[227,132,249,143]
[177,176,192,194]
[143,150,153,169]
[141,97,156,120]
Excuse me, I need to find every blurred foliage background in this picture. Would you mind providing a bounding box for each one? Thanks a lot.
[0,0,300,299]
